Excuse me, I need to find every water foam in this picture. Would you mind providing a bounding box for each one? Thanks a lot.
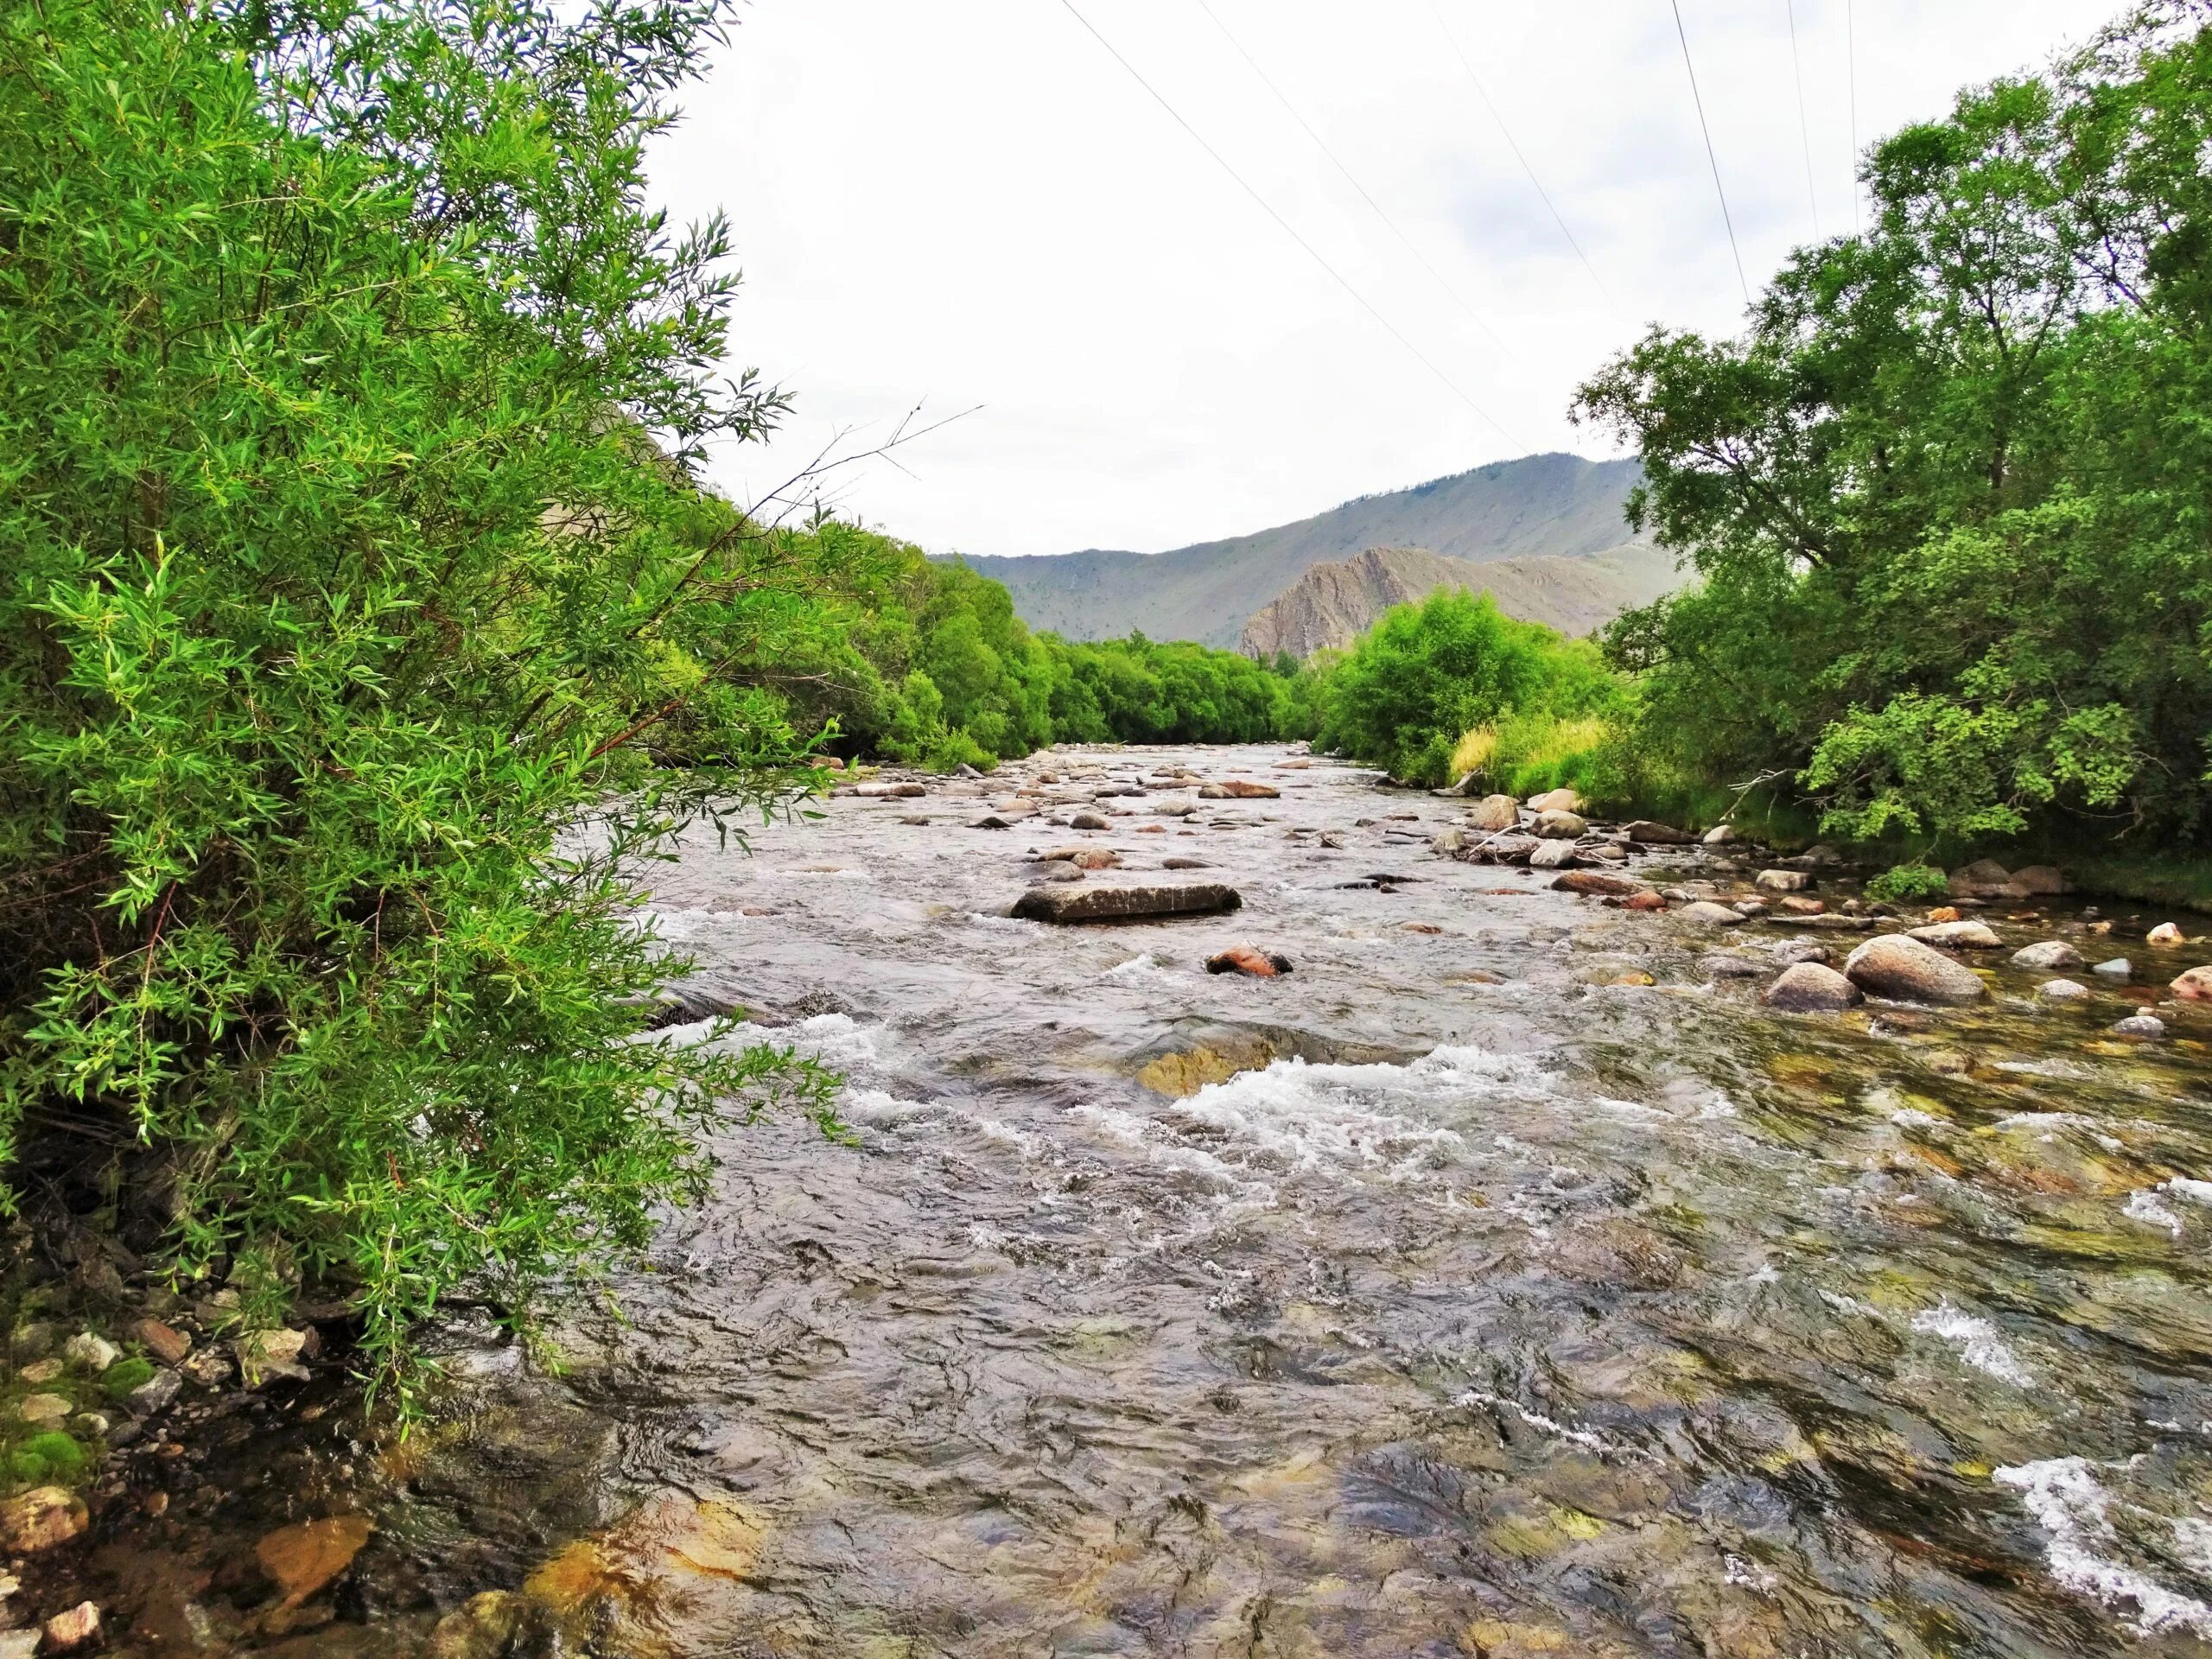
[1911,1300,2034,1387]
[1995,1458,2212,1637]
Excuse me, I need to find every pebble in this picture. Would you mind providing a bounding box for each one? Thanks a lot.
[41,1602,99,1653]
[0,1487,87,1553]
[2038,978,2091,1001]
[133,1319,193,1366]
[62,1332,118,1372]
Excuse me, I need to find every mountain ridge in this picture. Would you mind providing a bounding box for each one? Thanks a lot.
[944,452,1645,649]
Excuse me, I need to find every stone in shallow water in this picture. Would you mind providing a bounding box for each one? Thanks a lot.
[2012,940,2084,970]
[1550,871,1646,898]
[2113,1014,2167,1039]
[1910,920,2002,949]
[1762,962,1863,1012]
[1205,945,1291,977]
[2038,977,2091,1001]
[2092,957,2133,979]
[1843,934,1987,1004]
[1676,901,1745,927]
[1009,883,1241,924]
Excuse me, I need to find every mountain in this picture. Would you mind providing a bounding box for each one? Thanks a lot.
[949,453,1648,650]
[1237,543,1680,660]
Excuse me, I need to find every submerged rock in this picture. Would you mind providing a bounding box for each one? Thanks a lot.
[1844,934,1988,1003]
[1762,962,1864,1012]
[259,1514,374,1609]
[0,1487,86,1554]
[1010,883,1242,924]
[2012,940,2084,970]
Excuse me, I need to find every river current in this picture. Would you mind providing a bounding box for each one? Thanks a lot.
[106,742,2212,1657]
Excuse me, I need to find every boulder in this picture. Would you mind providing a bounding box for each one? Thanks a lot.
[2149,922,2186,946]
[1551,871,1648,897]
[1010,883,1242,924]
[1623,820,1694,845]
[2172,965,2212,1001]
[2113,1014,2167,1039]
[1762,963,1864,1013]
[1527,839,1580,870]
[2010,865,2071,896]
[1618,889,1669,912]
[1677,901,1747,927]
[0,1487,86,1554]
[1908,920,2003,949]
[1430,827,1468,856]
[1948,858,2015,899]
[1755,869,1811,893]
[1843,935,1988,1004]
[2038,978,2091,1001]
[2012,940,2084,970]
[1206,945,1292,977]
[1526,788,1581,814]
[1533,810,1586,840]
[1068,811,1109,830]
[1466,794,1520,833]
[1702,824,1740,846]
[1197,780,1279,799]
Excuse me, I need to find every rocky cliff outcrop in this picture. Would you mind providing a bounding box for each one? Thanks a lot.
[1237,542,1677,658]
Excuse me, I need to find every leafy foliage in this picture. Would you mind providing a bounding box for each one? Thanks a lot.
[1576,2,2212,848]
[1312,591,1625,787]
[0,0,843,1396]
[1866,863,1955,905]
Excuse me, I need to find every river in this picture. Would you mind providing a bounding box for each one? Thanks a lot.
[94,743,2212,1657]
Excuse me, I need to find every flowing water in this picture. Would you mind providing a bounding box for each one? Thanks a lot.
[92,744,2212,1656]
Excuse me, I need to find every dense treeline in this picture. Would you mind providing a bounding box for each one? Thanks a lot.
[1576,0,2212,852]
[719,520,1318,770]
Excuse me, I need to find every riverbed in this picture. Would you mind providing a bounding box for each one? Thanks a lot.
[82,742,2212,1656]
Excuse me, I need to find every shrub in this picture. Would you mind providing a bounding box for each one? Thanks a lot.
[0,0,840,1399]
[1866,864,1955,906]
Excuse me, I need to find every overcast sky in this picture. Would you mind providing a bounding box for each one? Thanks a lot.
[651,0,2121,559]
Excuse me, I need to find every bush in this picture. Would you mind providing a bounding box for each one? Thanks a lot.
[1315,592,1626,786]
[1866,864,1955,906]
[0,0,839,1398]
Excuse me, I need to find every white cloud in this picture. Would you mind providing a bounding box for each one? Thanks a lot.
[651,0,2123,558]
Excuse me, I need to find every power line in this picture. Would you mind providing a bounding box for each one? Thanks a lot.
[1786,0,1821,238]
[1057,0,1522,447]
[1426,1,1620,316]
[1669,0,1750,304]
[1848,0,1859,232]
[1188,0,1504,349]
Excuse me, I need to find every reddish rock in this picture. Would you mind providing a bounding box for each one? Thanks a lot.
[1206,945,1292,977]
[1618,890,1669,912]
[257,1515,373,1609]
[2172,965,2212,1001]
[1197,780,1279,799]
[134,1318,192,1365]
[1550,871,1647,898]
[1777,895,1827,916]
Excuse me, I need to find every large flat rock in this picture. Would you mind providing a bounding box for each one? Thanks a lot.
[1010,882,1243,924]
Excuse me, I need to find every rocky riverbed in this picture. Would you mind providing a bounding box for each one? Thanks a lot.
[18,741,2212,1657]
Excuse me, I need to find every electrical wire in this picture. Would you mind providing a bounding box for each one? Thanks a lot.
[1057,0,1522,446]
[1669,0,1750,304]
[1848,0,1861,233]
[1426,0,1619,315]
[1189,0,1503,348]
[1787,0,1821,238]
